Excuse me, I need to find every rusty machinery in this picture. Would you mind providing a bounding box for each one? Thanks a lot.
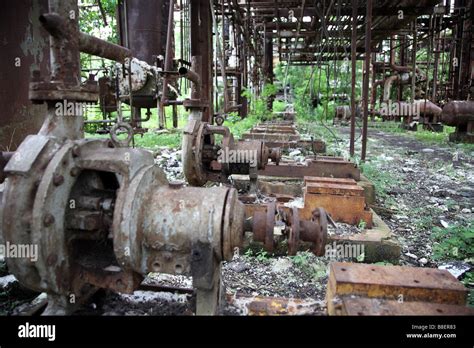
[334,105,361,125]
[0,0,327,315]
[442,101,474,143]
[179,61,281,188]
[85,0,176,133]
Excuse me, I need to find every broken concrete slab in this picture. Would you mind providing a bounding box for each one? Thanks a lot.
[328,211,400,263]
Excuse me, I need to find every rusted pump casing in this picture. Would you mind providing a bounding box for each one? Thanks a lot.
[441,101,474,143]
[442,101,474,126]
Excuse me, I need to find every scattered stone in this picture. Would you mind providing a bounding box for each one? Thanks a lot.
[418,258,428,266]
[405,253,418,260]
[284,197,304,209]
[421,148,435,153]
[440,220,450,228]
[461,208,471,214]
[289,149,301,157]
[439,205,448,212]
[271,258,292,273]
[229,262,249,273]
[327,222,362,237]
[0,274,17,290]
[438,262,471,279]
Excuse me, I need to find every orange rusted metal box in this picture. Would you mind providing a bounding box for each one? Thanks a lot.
[302,176,372,227]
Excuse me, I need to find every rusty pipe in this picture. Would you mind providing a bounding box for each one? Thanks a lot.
[206,125,230,138]
[442,101,474,126]
[383,75,400,101]
[178,66,201,89]
[180,56,202,101]
[370,79,384,109]
[79,33,131,63]
[416,100,442,116]
[39,13,132,63]
[389,62,424,77]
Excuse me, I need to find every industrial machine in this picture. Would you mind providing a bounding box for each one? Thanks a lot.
[0,0,327,315]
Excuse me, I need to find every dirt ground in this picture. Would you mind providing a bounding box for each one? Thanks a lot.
[336,126,473,268]
[1,124,472,315]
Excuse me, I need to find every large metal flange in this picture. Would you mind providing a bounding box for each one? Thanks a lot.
[287,207,300,256]
[30,139,114,295]
[2,135,61,292]
[264,200,276,252]
[251,200,276,253]
[182,117,208,186]
[222,188,245,261]
[310,207,328,257]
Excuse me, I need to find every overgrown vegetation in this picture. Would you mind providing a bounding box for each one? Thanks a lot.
[432,220,474,306]
[359,161,401,205]
[244,248,271,263]
[291,252,327,280]
[223,113,261,139]
[373,123,474,154]
[432,220,473,261]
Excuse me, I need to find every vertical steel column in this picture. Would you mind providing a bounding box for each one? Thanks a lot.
[370,52,376,120]
[39,0,83,140]
[190,0,213,123]
[0,0,50,151]
[411,20,417,102]
[459,0,473,99]
[452,0,464,99]
[349,0,358,157]
[264,32,274,110]
[159,0,175,129]
[48,0,81,86]
[241,32,249,118]
[172,104,178,128]
[432,16,441,102]
[398,35,406,101]
[361,0,372,161]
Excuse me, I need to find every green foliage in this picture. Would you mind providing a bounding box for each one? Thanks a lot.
[134,132,182,149]
[79,0,118,43]
[273,100,287,113]
[261,84,277,98]
[432,221,474,261]
[291,252,311,267]
[461,272,474,307]
[358,220,367,230]
[291,252,327,280]
[274,61,363,123]
[380,124,474,155]
[243,248,270,263]
[86,130,182,149]
[224,114,261,139]
[244,248,254,258]
[359,161,401,202]
[256,250,270,262]
[79,0,118,77]
[242,84,278,121]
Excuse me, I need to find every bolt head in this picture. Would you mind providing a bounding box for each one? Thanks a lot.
[43,214,55,227]
[53,174,64,186]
